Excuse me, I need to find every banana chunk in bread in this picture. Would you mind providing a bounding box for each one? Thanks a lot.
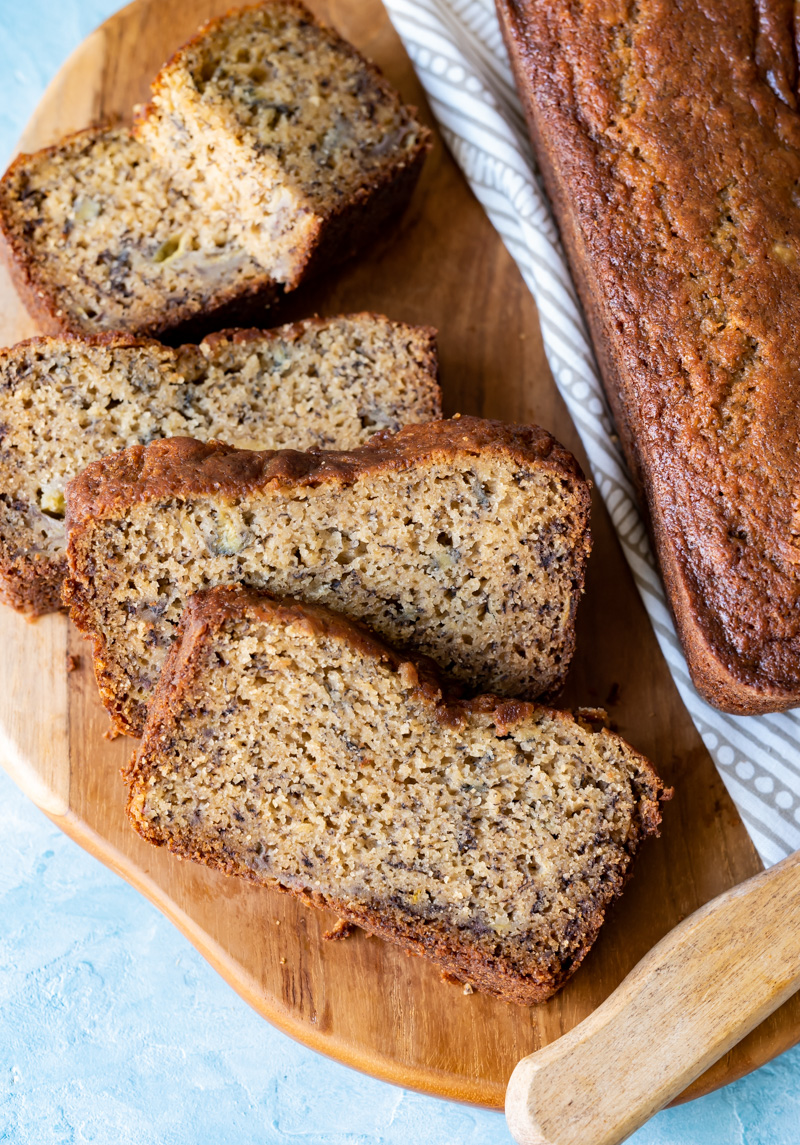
[127,586,667,1005]
[0,127,277,338]
[0,314,439,615]
[64,416,591,736]
[137,0,431,286]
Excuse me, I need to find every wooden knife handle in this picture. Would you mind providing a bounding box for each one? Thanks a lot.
[505,849,800,1145]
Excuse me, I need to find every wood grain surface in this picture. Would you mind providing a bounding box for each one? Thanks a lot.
[0,0,798,1109]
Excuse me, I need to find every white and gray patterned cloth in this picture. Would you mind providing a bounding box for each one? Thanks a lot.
[384,0,800,867]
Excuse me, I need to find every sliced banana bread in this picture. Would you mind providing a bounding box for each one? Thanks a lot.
[64,416,591,736]
[137,0,431,286]
[0,127,277,338]
[126,586,667,1005]
[0,315,439,615]
[195,313,439,451]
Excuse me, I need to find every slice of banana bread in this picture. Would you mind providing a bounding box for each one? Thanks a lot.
[126,586,667,1005]
[0,315,439,615]
[195,313,439,451]
[0,127,277,338]
[137,0,431,287]
[64,416,592,736]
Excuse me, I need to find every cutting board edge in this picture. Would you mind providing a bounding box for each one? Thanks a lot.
[10,770,793,1111]
[27,790,509,1109]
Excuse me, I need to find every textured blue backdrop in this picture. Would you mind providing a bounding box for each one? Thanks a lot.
[0,2,799,1142]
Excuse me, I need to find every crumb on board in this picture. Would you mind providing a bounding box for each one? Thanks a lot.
[324,918,355,941]
[66,653,80,673]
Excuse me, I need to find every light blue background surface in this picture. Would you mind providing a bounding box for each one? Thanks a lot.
[1,3,799,1142]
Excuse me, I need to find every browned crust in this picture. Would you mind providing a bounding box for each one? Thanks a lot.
[120,828,624,1005]
[63,415,591,735]
[283,139,430,291]
[130,585,450,715]
[496,0,800,716]
[0,221,74,338]
[0,328,169,357]
[0,552,66,617]
[64,414,589,530]
[126,584,667,1006]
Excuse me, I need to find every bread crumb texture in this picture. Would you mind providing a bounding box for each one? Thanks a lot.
[0,315,439,615]
[0,128,273,336]
[64,417,591,735]
[127,586,665,1005]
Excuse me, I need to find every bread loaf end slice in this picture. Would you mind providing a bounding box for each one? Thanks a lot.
[137,0,431,287]
[0,127,277,339]
[127,585,668,1005]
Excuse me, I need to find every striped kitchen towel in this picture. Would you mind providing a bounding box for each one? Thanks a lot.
[384,0,800,867]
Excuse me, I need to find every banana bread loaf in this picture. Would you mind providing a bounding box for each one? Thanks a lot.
[126,585,667,1005]
[63,416,592,735]
[0,314,439,615]
[0,127,277,338]
[498,0,800,714]
[137,0,431,287]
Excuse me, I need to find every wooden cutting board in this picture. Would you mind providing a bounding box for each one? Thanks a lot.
[1,0,798,1110]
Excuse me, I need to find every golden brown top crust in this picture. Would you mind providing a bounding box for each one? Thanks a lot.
[65,415,589,532]
[500,0,800,710]
[0,330,162,358]
[175,584,449,707]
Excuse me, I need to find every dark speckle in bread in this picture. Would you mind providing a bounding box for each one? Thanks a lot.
[0,314,440,615]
